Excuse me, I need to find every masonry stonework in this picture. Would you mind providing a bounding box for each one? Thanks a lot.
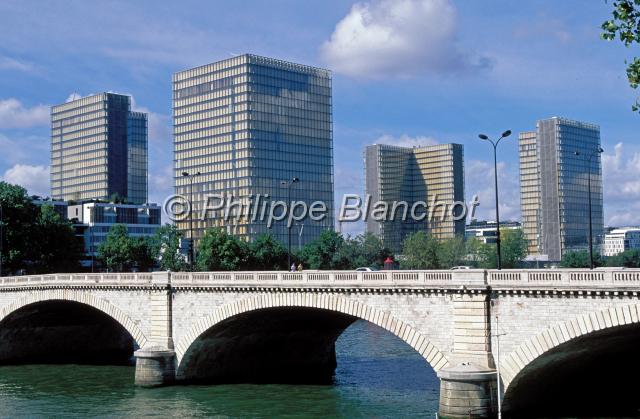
[1,269,640,418]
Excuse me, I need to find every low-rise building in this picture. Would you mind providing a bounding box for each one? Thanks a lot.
[67,202,161,269]
[465,220,521,244]
[602,227,640,256]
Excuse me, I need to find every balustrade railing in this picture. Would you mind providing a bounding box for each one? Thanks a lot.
[1,269,640,288]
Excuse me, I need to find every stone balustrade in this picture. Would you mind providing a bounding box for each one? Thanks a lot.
[2,268,640,289]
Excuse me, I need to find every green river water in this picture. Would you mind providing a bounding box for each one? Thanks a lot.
[0,320,440,418]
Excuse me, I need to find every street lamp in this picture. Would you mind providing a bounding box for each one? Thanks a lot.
[478,130,512,270]
[182,171,200,269]
[281,177,299,268]
[574,147,604,269]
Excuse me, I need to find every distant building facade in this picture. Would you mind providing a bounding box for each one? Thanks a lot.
[51,93,148,204]
[68,202,161,269]
[518,117,603,261]
[603,228,640,257]
[173,54,334,247]
[465,220,521,245]
[364,143,465,253]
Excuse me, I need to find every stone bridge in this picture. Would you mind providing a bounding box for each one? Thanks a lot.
[2,269,640,418]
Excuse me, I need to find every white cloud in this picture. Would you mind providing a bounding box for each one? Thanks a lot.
[602,142,640,226]
[0,98,49,129]
[2,164,50,197]
[65,92,84,103]
[375,134,440,148]
[320,0,491,78]
[0,55,33,72]
[465,159,520,223]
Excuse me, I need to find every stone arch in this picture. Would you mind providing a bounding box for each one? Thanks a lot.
[500,303,640,391]
[175,292,449,376]
[0,289,148,348]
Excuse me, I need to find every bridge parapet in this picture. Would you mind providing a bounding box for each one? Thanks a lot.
[2,269,640,290]
[0,273,154,288]
[487,268,640,288]
[169,269,487,288]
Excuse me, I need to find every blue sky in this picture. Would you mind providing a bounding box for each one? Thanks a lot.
[0,0,639,234]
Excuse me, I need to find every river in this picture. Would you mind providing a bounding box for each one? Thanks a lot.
[0,320,440,418]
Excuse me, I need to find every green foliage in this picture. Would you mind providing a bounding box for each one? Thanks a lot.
[0,182,36,274]
[400,231,442,269]
[500,229,528,269]
[468,230,528,269]
[247,233,288,270]
[602,0,640,111]
[196,228,248,271]
[30,204,83,273]
[560,250,603,268]
[335,233,393,270]
[296,230,345,270]
[98,224,135,271]
[605,248,640,267]
[0,182,83,274]
[295,231,392,270]
[148,224,187,271]
[97,224,155,272]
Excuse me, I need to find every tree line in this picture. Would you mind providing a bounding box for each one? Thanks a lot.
[3,180,639,274]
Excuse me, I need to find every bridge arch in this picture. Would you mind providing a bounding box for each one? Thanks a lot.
[175,293,449,380]
[0,289,148,349]
[501,303,640,415]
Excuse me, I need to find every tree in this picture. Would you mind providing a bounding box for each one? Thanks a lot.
[437,235,468,269]
[296,230,345,270]
[500,229,528,269]
[149,224,187,271]
[605,248,640,267]
[334,233,393,270]
[131,237,156,272]
[400,231,441,269]
[0,182,36,274]
[560,250,603,268]
[196,228,248,271]
[30,204,83,273]
[247,233,288,270]
[98,224,137,272]
[602,0,640,111]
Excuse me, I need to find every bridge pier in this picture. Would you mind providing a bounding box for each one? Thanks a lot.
[438,363,497,419]
[134,348,176,386]
[134,271,177,387]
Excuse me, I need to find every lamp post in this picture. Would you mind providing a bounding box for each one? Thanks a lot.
[574,147,604,269]
[281,177,299,268]
[478,130,512,270]
[182,171,200,269]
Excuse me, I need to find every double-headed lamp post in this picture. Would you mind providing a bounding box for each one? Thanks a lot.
[182,171,200,268]
[574,147,604,270]
[281,177,299,268]
[478,130,512,270]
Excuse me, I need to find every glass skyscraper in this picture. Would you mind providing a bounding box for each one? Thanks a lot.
[518,117,603,261]
[173,54,334,246]
[51,93,148,204]
[364,143,465,253]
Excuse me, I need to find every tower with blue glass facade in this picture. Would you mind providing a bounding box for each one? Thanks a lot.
[51,93,148,204]
[173,54,334,247]
[519,117,603,261]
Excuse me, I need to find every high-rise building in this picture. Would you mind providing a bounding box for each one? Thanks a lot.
[173,54,334,247]
[364,143,465,253]
[519,131,539,255]
[518,117,603,261]
[51,93,148,204]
